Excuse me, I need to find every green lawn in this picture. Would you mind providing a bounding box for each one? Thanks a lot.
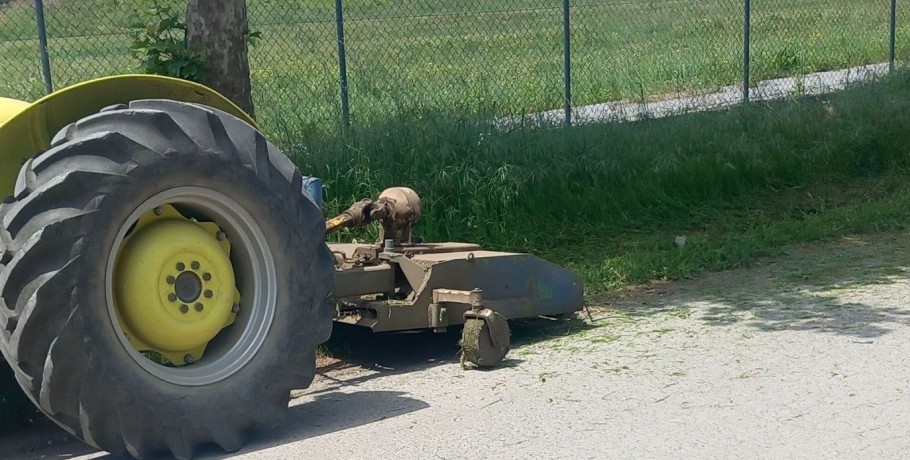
[0,0,904,141]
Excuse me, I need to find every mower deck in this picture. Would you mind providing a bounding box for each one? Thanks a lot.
[330,241,584,332]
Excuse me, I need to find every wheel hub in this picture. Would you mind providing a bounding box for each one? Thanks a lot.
[114,205,240,366]
[175,271,203,303]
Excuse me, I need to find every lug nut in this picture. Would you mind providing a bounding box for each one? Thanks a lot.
[204,290,213,299]
[232,304,240,314]
[168,293,178,302]
[191,261,200,270]
[184,354,195,365]
[216,231,226,241]
[202,273,212,281]
[179,304,189,314]
[153,207,162,216]
[195,303,204,312]
[176,262,185,271]
[166,275,176,285]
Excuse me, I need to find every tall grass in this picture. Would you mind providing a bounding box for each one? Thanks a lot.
[294,72,910,287]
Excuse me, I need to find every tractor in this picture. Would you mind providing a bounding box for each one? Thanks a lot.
[0,75,583,458]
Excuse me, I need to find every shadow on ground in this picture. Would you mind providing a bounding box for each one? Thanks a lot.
[1,313,594,459]
[192,389,431,459]
[311,312,595,386]
[0,416,96,459]
[601,233,910,339]
[46,390,430,460]
[204,314,594,458]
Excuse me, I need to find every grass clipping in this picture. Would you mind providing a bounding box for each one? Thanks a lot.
[461,319,503,368]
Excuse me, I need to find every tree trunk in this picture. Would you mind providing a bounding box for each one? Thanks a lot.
[185,0,255,117]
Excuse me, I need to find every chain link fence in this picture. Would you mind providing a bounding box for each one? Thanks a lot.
[749,0,893,101]
[0,0,904,141]
[568,0,746,122]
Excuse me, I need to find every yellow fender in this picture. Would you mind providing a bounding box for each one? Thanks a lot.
[0,75,256,197]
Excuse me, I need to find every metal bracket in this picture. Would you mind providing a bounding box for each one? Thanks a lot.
[432,288,483,308]
[431,288,510,354]
[428,303,448,332]
[428,288,481,333]
[384,251,427,293]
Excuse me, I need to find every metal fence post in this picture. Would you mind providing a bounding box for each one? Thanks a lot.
[743,0,751,102]
[891,0,897,72]
[562,0,572,125]
[334,0,351,130]
[34,0,53,94]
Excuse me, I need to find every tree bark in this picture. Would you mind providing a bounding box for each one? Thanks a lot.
[185,0,255,117]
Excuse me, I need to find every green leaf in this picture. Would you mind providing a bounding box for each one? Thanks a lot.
[128,2,207,82]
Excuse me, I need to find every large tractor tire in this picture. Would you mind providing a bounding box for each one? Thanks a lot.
[0,100,334,458]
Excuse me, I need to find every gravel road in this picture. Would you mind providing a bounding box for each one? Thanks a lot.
[5,232,910,459]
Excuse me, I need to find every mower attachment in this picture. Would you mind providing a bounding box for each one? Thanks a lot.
[326,188,584,366]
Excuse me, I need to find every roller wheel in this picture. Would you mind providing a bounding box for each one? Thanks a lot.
[0,100,334,458]
[460,317,510,368]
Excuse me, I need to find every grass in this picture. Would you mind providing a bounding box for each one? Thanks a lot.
[300,71,910,292]
[565,177,910,290]
[0,0,906,139]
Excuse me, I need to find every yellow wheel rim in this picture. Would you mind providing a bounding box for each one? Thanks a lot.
[114,205,240,366]
[107,187,277,386]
